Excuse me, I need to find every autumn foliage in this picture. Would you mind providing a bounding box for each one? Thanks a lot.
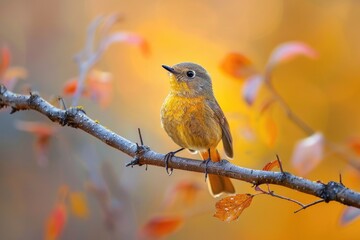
[2,3,360,240]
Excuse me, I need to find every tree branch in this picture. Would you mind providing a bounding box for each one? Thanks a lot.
[1,84,360,209]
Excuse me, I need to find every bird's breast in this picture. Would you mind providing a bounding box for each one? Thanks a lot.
[160,94,222,150]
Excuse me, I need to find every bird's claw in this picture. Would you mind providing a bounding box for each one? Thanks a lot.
[164,152,174,176]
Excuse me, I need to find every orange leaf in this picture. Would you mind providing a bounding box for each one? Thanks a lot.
[348,138,360,155]
[220,52,255,79]
[45,203,67,240]
[87,70,113,108]
[140,215,184,239]
[63,78,79,95]
[291,132,324,176]
[262,160,280,171]
[69,192,89,219]
[214,194,253,222]
[0,46,10,77]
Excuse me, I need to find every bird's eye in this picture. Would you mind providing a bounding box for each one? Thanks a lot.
[186,70,196,78]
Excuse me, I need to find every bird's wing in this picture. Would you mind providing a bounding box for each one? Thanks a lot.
[207,99,233,158]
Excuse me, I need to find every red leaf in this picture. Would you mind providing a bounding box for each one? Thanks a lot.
[214,194,253,222]
[242,74,263,105]
[262,160,280,171]
[291,132,324,176]
[45,203,67,240]
[340,207,360,225]
[140,215,184,239]
[267,41,317,72]
[44,186,69,240]
[0,46,10,77]
[220,52,255,79]
[63,78,80,95]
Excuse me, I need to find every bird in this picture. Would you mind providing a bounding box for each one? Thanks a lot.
[160,62,235,197]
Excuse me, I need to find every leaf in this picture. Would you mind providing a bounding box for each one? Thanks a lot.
[258,114,278,148]
[87,70,113,108]
[347,138,360,155]
[63,69,113,108]
[69,192,89,219]
[0,45,10,77]
[214,194,253,222]
[242,74,263,105]
[63,78,80,95]
[220,52,255,79]
[140,215,184,239]
[262,160,280,171]
[291,132,324,176]
[101,32,150,57]
[163,180,203,208]
[1,67,27,90]
[44,185,69,240]
[340,207,360,225]
[267,41,317,72]
[45,203,67,240]
[15,121,57,166]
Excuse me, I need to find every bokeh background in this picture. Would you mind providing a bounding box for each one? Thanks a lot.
[1,0,360,239]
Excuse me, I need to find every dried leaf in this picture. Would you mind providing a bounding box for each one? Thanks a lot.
[69,192,89,219]
[163,180,203,208]
[340,207,360,225]
[140,215,184,239]
[220,52,255,79]
[45,203,67,240]
[267,41,317,72]
[291,132,324,176]
[262,160,280,171]
[214,194,253,222]
[242,74,263,105]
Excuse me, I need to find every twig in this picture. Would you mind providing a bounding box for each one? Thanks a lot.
[1,84,360,209]
[263,79,360,172]
[294,199,325,213]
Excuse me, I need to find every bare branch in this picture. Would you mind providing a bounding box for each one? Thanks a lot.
[1,84,360,209]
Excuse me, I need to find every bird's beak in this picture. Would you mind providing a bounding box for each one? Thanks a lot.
[162,65,178,74]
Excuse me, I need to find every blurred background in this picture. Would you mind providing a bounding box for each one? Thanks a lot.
[1,0,360,239]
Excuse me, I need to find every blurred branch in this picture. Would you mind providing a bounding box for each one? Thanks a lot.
[1,84,360,209]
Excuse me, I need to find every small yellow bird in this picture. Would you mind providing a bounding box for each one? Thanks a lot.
[160,62,235,197]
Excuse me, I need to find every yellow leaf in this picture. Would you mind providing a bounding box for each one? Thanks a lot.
[69,192,89,219]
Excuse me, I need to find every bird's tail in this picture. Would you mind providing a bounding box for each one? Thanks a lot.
[200,148,235,197]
